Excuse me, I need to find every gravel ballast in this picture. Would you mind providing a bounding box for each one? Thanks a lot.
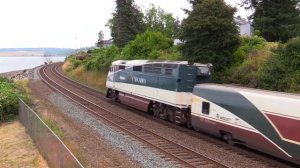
[48,93,179,168]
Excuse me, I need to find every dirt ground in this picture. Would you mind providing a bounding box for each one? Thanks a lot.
[30,79,140,167]
[0,121,48,168]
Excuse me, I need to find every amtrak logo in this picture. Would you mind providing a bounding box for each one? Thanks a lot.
[132,76,146,84]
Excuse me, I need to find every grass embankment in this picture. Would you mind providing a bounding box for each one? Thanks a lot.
[0,76,64,139]
[62,60,107,93]
[0,121,48,168]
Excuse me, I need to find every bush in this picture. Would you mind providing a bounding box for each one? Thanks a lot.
[0,77,18,123]
[258,37,300,93]
[233,36,266,65]
[220,39,274,86]
[157,46,184,60]
[121,31,173,60]
[85,45,120,71]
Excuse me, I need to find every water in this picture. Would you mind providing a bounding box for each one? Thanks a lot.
[0,56,66,73]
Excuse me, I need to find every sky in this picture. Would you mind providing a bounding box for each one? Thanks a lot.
[0,0,253,49]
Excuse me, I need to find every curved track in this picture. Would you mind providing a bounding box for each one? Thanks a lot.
[39,63,229,168]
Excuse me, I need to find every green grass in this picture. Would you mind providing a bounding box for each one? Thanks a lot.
[44,117,64,139]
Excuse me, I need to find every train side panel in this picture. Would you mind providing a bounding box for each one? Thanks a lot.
[191,84,300,165]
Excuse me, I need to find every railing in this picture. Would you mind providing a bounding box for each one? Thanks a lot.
[19,99,84,168]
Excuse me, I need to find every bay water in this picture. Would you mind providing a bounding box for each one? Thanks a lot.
[0,56,66,73]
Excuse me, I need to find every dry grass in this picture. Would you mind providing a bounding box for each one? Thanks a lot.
[15,79,31,94]
[63,63,107,93]
[0,121,48,168]
[62,60,73,72]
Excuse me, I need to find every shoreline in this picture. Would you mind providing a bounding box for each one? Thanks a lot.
[0,68,36,80]
[0,55,66,57]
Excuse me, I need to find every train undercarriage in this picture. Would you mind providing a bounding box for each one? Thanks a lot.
[106,88,192,127]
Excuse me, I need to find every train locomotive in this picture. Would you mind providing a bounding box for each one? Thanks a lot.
[106,60,300,165]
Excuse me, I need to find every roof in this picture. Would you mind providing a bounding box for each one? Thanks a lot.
[111,60,189,66]
[195,84,300,99]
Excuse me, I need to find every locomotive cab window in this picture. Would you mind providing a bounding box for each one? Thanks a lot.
[133,66,142,72]
[119,65,125,70]
[202,102,210,115]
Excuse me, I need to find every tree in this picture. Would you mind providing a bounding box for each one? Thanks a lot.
[253,0,300,42]
[122,31,173,60]
[107,0,145,48]
[96,30,104,48]
[144,4,176,38]
[180,0,240,73]
[174,17,181,37]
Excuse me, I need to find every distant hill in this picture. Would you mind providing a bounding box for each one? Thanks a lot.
[0,48,74,56]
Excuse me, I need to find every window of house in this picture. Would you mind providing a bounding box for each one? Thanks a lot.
[202,102,210,115]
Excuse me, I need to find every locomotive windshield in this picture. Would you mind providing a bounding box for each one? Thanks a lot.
[194,63,212,84]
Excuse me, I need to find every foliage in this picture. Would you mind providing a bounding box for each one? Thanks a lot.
[107,0,145,48]
[121,31,173,60]
[144,4,177,38]
[0,77,18,123]
[44,118,64,139]
[258,37,300,93]
[253,0,300,42]
[157,46,184,61]
[221,41,275,87]
[67,45,120,72]
[85,45,120,71]
[233,36,266,65]
[15,79,32,106]
[180,0,240,74]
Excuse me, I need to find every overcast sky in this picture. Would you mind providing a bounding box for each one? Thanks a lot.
[0,0,252,49]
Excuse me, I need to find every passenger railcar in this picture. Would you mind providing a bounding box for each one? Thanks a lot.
[192,84,300,164]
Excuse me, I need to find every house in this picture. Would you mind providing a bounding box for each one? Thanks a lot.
[234,16,254,36]
[95,39,113,48]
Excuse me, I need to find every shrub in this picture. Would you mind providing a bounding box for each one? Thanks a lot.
[121,31,173,60]
[221,41,276,86]
[157,46,184,60]
[0,77,18,123]
[233,36,266,65]
[258,37,300,93]
[85,45,120,71]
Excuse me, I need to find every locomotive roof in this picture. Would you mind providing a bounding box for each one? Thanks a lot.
[195,84,300,99]
[112,60,189,66]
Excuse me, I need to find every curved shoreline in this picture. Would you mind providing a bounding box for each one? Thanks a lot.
[0,68,36,80]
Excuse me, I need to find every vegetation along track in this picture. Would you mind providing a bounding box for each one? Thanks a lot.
[39,63,228,168]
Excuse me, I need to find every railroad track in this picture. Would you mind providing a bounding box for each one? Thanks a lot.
[39,63,229,168]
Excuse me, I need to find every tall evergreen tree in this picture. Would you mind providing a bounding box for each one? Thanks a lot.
[253,0,300,42]
[181,0,240,72]
[108,0,145,48]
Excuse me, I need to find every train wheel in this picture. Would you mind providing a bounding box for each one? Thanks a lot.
[111,90,119,102]
[153,103,159,118]
[174,110,182,125]
[159,104,167,120]
[222,133,234,145]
